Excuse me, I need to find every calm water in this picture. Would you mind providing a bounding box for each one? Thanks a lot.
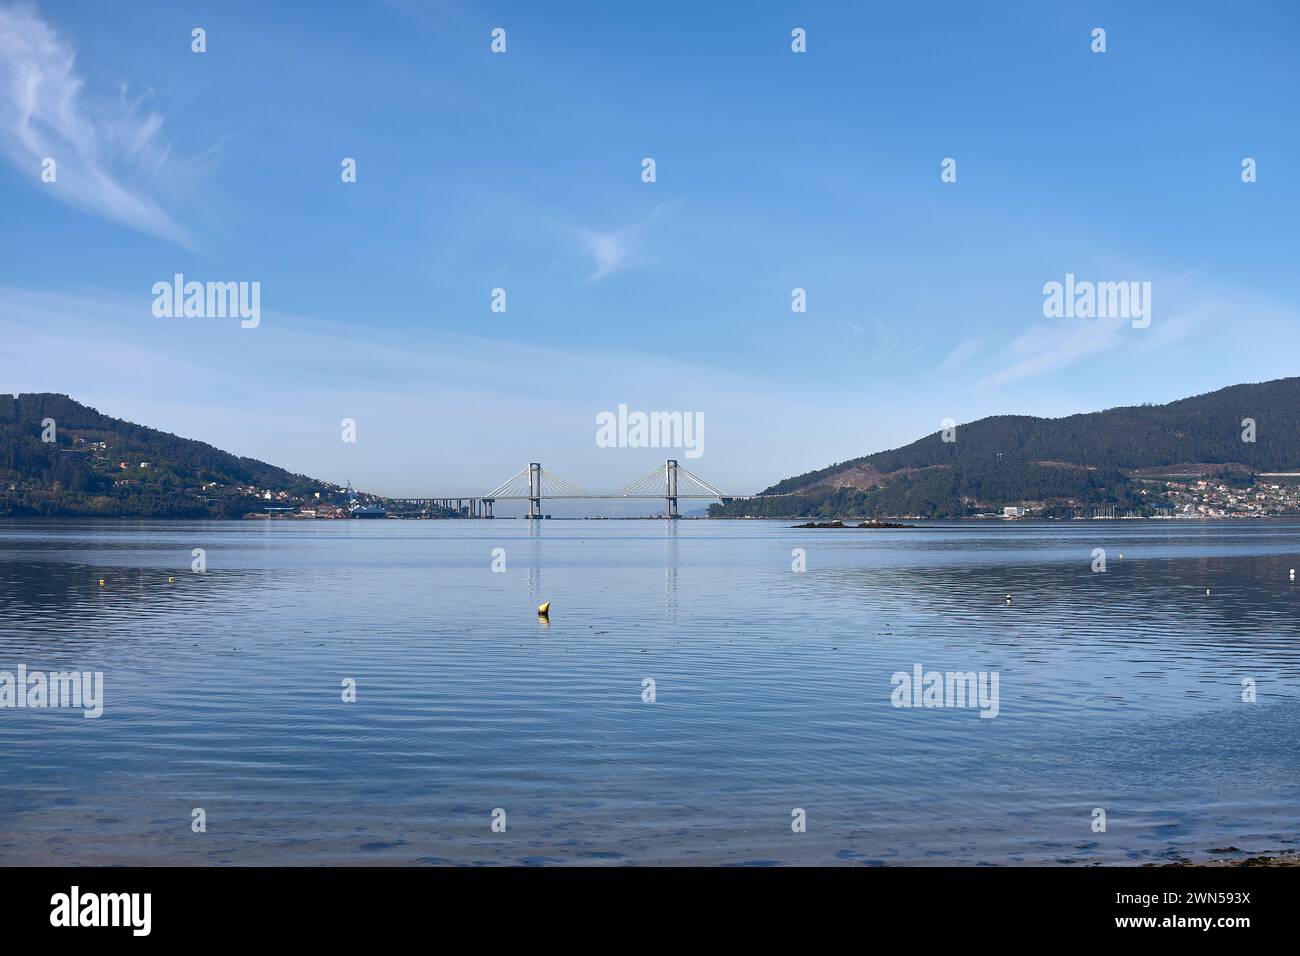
[1,518,1298,866]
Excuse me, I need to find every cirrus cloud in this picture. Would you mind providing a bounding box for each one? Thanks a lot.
[0,3,190,244]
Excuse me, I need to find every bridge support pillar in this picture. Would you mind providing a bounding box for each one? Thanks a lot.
[528,462,543,519]
[665,459,679,519]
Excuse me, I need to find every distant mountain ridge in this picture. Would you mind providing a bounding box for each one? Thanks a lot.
[713,378,1300,519]
[0,394,340,517]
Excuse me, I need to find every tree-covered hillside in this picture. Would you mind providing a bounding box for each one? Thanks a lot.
[713,378,1300,518]
[765,378,1300,496]
[0,394,342,517]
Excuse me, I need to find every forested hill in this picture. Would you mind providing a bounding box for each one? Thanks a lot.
[0,393,341,517]
[712,378,1300,519]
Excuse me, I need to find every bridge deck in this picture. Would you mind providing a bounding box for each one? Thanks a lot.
[388,494,787,503]
[386,462,793,506]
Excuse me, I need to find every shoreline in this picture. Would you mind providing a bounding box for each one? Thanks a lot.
[7,513,1300,523]
[1151,849,1300,868]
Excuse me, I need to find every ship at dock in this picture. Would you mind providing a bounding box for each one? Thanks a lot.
[345,481,387,519]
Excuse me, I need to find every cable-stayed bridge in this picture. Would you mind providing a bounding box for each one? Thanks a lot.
[390,460,779,518]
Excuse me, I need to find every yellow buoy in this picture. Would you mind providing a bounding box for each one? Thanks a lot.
[98,579,105,586]
[168,577,174,583]
[537,602,551,616]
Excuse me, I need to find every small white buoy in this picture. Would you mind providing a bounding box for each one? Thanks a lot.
[1118,554,1123,560]
[1005,594,1012,603]
[1206,588,1211,595]
[1290,568,1295,580]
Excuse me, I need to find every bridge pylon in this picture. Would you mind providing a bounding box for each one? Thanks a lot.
[527,462,542,519]
[665,459,679,518]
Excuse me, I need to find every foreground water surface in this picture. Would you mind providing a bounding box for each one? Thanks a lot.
[1,518,1297,865]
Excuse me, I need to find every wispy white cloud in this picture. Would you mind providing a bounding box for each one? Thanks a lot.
[582,229,631,281]
[981,284,1257,388]
[564,206,667,282]
[0,4,189,244]
[940,337,982,371]
[983,317,1130,386]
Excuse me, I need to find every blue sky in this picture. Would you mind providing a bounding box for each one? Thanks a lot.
[2,0,1299,502]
